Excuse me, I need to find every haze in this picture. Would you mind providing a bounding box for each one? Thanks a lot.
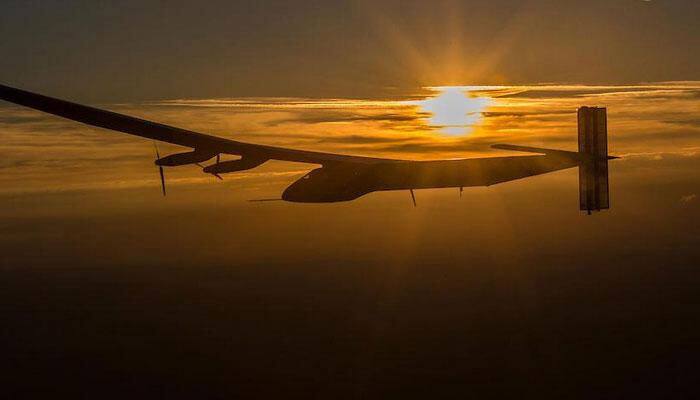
[1,1,699,398]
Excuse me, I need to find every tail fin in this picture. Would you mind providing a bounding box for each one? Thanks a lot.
[578,107,610,214]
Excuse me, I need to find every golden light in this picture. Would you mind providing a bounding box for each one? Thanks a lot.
[417,86,492,135]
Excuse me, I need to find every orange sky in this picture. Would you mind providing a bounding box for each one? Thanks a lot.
[1,83,698,197]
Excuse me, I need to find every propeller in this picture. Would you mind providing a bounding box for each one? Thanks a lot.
[196,154,223,180]
[212,154,223,180]
[153,142,166,196]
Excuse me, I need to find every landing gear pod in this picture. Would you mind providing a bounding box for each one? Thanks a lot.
[203,157,268,174]
[155,150,217,166]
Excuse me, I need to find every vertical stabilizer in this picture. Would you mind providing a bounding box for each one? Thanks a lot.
[578,107,610,213]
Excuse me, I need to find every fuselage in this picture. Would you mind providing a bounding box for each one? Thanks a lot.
[282,154,580,203]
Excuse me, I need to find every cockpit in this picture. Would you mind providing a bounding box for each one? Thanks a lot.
[281,166,374,203]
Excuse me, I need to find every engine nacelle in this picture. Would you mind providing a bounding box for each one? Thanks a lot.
[155,150,217,166]
[203,157,267,174]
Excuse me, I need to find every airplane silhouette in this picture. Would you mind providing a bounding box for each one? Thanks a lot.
[0,84,616,212]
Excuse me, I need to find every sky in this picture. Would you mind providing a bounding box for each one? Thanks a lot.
[2,1,700,398]
[1,0,698,100]
[3,83,700,397]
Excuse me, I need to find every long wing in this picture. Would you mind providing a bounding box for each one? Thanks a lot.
[0,84,402,165]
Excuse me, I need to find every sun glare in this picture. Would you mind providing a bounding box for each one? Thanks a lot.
[417,86,492,135]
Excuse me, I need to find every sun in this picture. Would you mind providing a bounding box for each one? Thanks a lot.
[418,86,492,135]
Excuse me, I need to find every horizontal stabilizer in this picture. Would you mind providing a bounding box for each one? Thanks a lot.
[491,144,579,158]
[492,144,617,160]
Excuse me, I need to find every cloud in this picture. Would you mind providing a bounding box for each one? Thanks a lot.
[663,118,700,128]
[482,110,572,118]
[265,112,421,127]
[0,154,145,170]
[613,128,700,143]
[314,134,423,145]
[681,194,697,204]
[148,98,417,109]
[493,84,700,101]
[0,113,52,125]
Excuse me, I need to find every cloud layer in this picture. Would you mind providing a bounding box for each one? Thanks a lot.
[1,82,699,195]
